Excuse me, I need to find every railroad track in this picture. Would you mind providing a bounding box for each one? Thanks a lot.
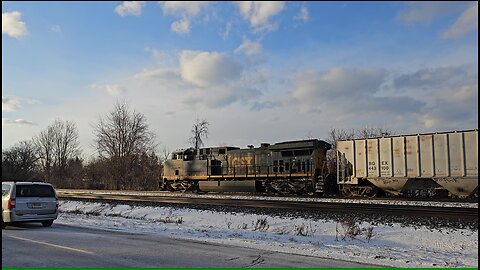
[58,191,478,220]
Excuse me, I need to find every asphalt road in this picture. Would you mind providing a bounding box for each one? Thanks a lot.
[2,222,378,268]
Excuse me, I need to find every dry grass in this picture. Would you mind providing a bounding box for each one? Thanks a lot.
[294,222,317,236]
[336,217,375,242]
[252,217,270,232]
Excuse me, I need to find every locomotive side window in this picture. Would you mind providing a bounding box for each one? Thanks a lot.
[273,160,278,173]
[294,149,312,156]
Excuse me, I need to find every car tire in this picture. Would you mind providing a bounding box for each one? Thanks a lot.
[41,220,54,227]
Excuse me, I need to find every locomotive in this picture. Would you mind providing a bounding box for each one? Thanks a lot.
[161,139,335,194]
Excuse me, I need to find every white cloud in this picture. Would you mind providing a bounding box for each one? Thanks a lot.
[134,68,181,84]
[171,19,190,35]
[294,5,309,22]
[391,65,477,130]
[160,1,209,17]
[106,85,126,96]
[419,98,478,130]
[90,84,126,96]
[236,1,285,32]
[2,11,28,38]
[440,83,477,103]
[234,37,263,57]
[442,3,478,39]
[159,1,209,35]
[145,47,165,62]
[134,49,261,108]
[241,68,271,85]
[51,24,61,32]
[115,1,146,16]
[2,118,36,126]
[393,65,470,90]
[291,67,386,102]
[288,67,426,119]
[2,96,21,112]
[222,21,232,40]
[183,85,260,109]
[397,2,465,24]
[179,50,243,87]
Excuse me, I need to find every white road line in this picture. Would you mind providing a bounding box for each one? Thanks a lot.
[7,235,94,255]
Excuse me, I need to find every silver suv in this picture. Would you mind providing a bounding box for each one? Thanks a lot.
[2,181,59,229]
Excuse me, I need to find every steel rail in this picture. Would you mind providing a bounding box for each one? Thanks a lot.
[57,191,478,220]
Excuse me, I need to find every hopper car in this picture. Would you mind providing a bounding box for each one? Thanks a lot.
[337,129,478,198]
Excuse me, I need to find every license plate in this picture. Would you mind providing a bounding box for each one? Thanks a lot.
[29,203,43,209]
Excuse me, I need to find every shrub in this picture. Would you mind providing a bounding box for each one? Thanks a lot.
[294,222,316,236]
[336,217,375,242]
[252,217,269,232]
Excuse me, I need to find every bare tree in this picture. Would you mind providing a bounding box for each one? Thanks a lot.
[34,125,55,180]
[94,102,156,159]
[326,128,356,147]
[160,147,171,164]
[93,101,158,190]
[189,118,209,151]
[52,120,80,172]
[357,126,393,138]
[34,120,80,181]
[2,140,40,181]
[326,128,356,160]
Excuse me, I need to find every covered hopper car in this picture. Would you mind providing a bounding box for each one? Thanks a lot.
[337,129,478,198]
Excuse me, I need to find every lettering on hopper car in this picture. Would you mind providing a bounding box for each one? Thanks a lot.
[380,161,390,171]
[368,161,377,172]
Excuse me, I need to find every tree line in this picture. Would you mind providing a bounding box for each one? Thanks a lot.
[2,102,161,190]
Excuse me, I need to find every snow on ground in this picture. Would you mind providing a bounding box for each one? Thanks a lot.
[57,200,478,268]
[57,189,478,208]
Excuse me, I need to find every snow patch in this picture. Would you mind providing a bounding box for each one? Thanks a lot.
[58,200,478,268]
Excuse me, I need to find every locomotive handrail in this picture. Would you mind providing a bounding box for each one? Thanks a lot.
[205,163,315,179]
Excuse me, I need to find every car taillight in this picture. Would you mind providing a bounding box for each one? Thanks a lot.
[8,198,16,209]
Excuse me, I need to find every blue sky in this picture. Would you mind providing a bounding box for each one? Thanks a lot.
[2,1,478,158]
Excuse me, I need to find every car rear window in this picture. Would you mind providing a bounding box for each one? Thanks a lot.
[16,185,55,197]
